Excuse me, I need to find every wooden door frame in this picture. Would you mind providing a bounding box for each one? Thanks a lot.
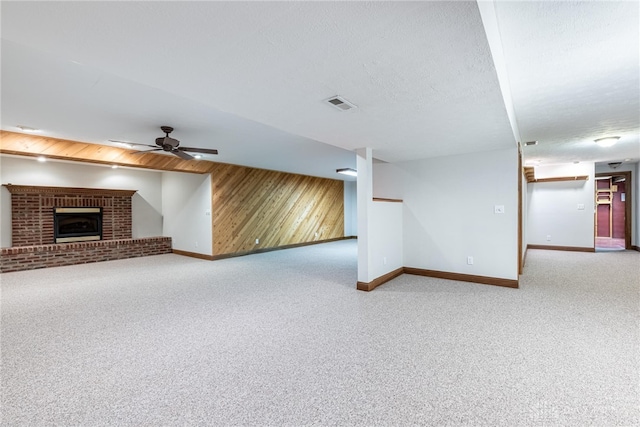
[595,171,632,250]
[518,143,523,274]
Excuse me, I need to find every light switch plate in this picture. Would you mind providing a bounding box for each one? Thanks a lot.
[577,204,585,210]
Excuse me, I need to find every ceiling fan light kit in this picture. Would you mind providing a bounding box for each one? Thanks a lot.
[594,136,620,147]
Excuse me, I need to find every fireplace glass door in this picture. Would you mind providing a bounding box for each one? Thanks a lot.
[54,207,103,243]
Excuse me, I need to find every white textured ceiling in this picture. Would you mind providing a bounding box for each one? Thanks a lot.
[1,1,638,177]
[494,1,639,165]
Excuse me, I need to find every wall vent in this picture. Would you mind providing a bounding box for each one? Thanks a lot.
[524,141,538,146]
[325,96,357,111]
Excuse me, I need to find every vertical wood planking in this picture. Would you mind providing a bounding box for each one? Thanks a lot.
[211,164,344,256]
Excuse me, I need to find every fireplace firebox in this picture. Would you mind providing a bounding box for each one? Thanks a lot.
[54,207,103,243]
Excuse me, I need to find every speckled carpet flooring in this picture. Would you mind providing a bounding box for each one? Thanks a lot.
[1,240,638,426]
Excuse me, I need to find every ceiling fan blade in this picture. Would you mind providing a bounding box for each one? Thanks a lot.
[130,148,162,155]
[172,149,194,160]
[177,146,219,155]
[108,140,157,149]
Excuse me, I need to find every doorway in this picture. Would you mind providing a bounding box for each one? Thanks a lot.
[595,171,632,251]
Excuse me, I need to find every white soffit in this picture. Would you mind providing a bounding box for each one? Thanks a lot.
[0,39,357,180]
[494,1,640,164]
[1,1,516,165]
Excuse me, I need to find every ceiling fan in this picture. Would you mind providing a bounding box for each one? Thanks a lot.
[109,126,218,160]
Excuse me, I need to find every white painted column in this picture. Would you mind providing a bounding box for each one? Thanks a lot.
[356,147,373,283]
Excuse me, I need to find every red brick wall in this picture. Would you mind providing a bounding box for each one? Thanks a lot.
[0,237,172,273]
[11,192,132,246]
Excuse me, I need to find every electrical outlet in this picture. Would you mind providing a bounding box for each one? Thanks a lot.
[467,256,473,265]
[494,205,505,214]
[546,235,551,241]
[577,204,585,210]
[255,238,259,245]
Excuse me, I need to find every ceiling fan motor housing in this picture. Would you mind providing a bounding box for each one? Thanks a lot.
[155,136,180,149]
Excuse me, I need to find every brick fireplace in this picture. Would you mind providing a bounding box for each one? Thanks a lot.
[1,184,172,272]
[7,184,134,246]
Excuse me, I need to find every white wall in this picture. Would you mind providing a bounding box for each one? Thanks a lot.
[161,171,212,255]
[368,201,403,280]
[595,162,639,247]
[527,163,595,248]
[343,180,357,237]
[0,155,163,247]
[378,147,519,280]
[373,162,404,200]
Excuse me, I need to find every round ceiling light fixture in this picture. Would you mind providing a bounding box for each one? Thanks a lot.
[594,136,620,147]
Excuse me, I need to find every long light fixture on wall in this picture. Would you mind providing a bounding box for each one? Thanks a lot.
[336,168,357,177]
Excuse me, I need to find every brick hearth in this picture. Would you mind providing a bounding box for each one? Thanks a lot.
[0,237,172,273]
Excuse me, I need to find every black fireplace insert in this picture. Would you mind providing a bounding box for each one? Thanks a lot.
[54,207,102,243]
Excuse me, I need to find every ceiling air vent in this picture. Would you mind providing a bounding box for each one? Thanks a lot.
[325,96,357,111]
[524,141,538,146]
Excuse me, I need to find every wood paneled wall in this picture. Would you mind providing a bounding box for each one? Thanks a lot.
[211,163,344,256]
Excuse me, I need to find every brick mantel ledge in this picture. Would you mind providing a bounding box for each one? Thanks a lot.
[3,184,137,197]
[0,237,172,273]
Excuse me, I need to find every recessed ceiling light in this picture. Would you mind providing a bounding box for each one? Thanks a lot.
[594,136,620,147]
[624,158,632,161]
[37,156,46,162]
[193,154,202,159]
[17,125,40,133]
[111,165,119,169]
[336,168,357,177]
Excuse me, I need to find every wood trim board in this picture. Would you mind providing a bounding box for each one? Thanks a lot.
[372,198,403,203]
[357,267,404,291]
[172,249,215,260]
[527,244,595,252]
[532,175,589,183]
[3,184,137,197]
[403,267,519,288]
[357,266,519,291]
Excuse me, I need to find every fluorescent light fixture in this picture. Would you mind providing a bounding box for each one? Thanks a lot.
[193,154,202,159]
[111,165,119,169]
[37,156,46,162]
[594,136,620,147]
[17,125,40,133]
[595,176,612,180]
[336,168,357,177]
